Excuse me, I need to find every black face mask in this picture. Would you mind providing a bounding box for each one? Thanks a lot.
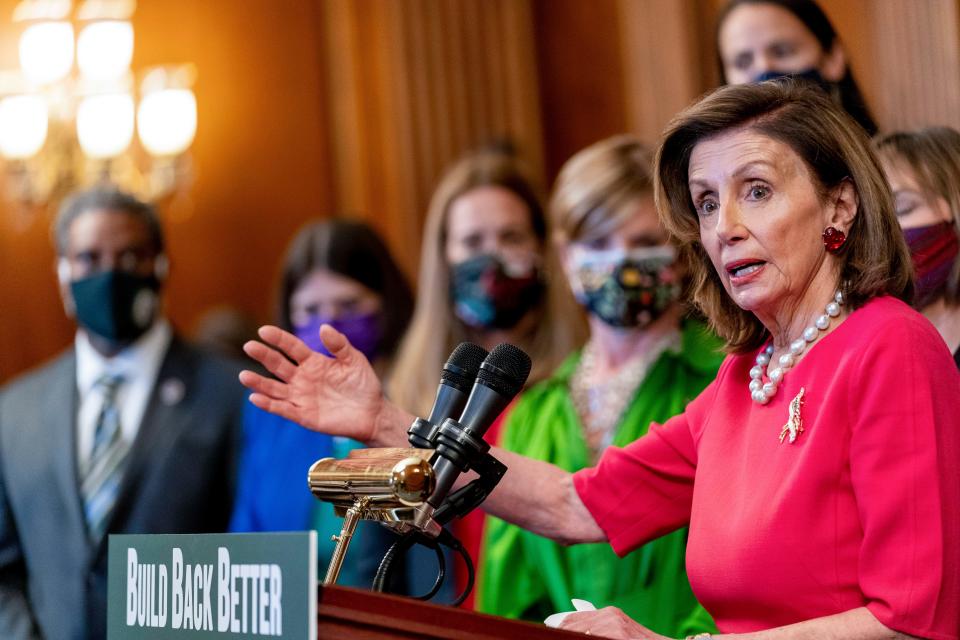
[70,270,161,343]
[449,253,543,330]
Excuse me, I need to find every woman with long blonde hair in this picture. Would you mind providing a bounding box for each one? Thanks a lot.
[388,148,584,417]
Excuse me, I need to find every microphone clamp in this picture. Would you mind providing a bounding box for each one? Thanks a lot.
[407,416,436,448]
[432,417,491,474]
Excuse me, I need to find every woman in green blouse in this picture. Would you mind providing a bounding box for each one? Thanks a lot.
[476,135,723,637]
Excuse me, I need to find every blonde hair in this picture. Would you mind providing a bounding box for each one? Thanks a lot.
[873,126,960,305]
[388,149,585,416]
[550,134,655,244]
[656,81,913,353]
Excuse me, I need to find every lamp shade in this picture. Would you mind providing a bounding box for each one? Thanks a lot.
[77,20,134,81]
[137,88,197,157]
[0,95,48,159]
[76,92,134,159]
[19,21,74,85]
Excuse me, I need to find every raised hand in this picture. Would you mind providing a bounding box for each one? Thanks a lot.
[239,324,405,445]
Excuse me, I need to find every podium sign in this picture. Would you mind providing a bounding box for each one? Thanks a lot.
[107,532,317,640]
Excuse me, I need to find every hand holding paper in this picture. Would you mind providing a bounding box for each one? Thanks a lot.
[543,598,597,628]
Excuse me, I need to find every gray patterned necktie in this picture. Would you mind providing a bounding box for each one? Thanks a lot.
[81,373,130,543]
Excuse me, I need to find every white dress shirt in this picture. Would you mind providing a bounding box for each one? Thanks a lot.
[75,319,173,473]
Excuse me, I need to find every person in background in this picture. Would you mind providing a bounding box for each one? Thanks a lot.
[0,188,244,640]
[386,147,585,603]
[477,135,722,637]
[874,126,960,366]
[229,219,417,589]
[716,0,878,135]
[240,81,959,638]
[388,147,585,419]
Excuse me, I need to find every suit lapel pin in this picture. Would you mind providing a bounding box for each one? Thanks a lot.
[159,378,185,406]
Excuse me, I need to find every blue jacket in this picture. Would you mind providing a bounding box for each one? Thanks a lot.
[229,402,395,586]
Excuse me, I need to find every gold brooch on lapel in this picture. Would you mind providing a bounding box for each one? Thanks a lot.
[778,387,805,444]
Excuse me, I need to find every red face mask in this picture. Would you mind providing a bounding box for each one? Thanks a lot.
[903,220,960,308]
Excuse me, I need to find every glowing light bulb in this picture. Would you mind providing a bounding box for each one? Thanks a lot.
[76,93,134,158]
[0,95,48,159]
[77,20,134,81]
[137,89,197,156]
[19,21,74,85]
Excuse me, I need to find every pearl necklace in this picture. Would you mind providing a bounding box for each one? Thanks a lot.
[749,291,844,404]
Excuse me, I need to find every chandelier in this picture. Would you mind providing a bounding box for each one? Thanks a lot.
[0,0,197,212]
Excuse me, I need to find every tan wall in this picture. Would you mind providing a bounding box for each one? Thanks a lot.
[2,0,958,384]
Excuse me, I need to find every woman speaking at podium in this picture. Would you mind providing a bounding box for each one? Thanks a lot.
[240,81,960,639]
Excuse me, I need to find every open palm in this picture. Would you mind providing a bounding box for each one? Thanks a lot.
[239,324,385,443]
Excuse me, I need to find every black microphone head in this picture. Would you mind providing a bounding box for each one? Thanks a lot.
[477,343,531,397]
[441,342,488,392]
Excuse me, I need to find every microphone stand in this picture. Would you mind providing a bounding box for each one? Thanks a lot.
[323,496,370,585]
[314,341,528,602]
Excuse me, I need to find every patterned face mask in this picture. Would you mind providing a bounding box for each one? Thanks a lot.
[449,253,544,330]
[570,245,680,329]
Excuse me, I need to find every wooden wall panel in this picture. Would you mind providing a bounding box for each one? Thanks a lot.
[619,0,707,146]
[321,0,546,279]
[0,0,73,384]
[862,0,960,131]
[531,0,629,181]
[0,200,74,385]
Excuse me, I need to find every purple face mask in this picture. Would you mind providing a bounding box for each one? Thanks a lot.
[293,311,383,361]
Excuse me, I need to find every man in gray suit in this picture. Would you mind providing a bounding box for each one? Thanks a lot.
[0,189,245,639]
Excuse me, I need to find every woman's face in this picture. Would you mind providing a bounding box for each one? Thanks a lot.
[289,268,382,326]
[444,185,541,269]
[688,127,853,317]
[881,158,953,230]
[718,2,843,85]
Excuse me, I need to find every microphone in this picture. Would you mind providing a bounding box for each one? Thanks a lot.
[408,342,488,448]
[427,343,531,509]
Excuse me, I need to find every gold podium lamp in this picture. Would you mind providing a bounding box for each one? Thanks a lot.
[307,448,437,584]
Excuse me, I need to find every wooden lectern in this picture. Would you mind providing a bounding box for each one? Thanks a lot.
[318,584,588,639]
